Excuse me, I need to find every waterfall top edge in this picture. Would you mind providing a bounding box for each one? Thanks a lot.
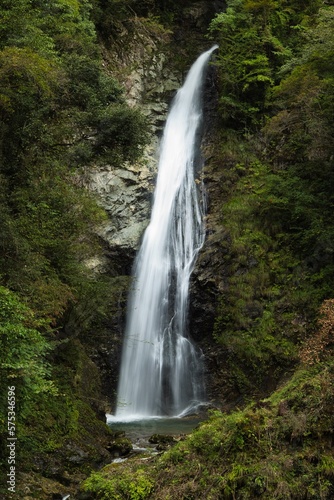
[206,44,219,56]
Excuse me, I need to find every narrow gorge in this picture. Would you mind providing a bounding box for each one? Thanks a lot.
[1,1,334,499]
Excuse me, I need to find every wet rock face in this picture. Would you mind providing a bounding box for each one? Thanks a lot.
[87,164,153,253]
[126,51,181,133]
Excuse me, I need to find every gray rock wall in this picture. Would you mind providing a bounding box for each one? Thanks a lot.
[87,35,182,260]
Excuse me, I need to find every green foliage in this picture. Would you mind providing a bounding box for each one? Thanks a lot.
[0,0,149,321]
[0,291,46,371]
[83,466,154,500]
[208,0,277,125]
[209,3,334,399]
[0,0,148,491]
[0,0,55,56]
[60,53,124,109]
[212,154,313,395]
[91,104,149,164]
[208,0,322,126]
[261,8,334,290]
[0,287,55,430]
[0,46,57,112]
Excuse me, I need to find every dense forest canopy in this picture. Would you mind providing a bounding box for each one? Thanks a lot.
[1,0,334,498]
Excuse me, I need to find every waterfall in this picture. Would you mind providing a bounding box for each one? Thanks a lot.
[115,45,218,419]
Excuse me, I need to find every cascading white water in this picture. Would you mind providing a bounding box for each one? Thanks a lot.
[115,45,218,419]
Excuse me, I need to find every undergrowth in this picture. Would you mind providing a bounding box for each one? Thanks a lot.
[82,359,334,499]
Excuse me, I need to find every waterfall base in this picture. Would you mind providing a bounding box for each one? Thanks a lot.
[106,415,204,447]
[107,400,207,423]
